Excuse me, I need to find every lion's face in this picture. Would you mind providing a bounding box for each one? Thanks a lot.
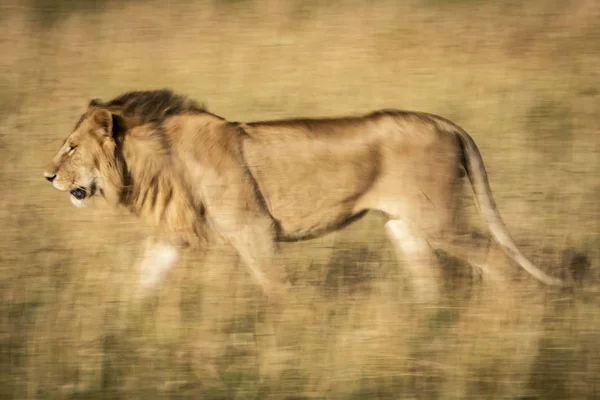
[44,107,114,208]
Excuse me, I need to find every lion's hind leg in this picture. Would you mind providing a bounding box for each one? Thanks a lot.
[384,220,442,306]
[428,231,509,285]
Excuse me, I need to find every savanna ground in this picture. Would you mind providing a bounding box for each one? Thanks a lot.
[1,0,599,399]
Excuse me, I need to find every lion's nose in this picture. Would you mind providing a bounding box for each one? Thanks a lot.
[44,173,56,182]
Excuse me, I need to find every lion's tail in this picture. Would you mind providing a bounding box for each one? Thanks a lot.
[455,128,565,287]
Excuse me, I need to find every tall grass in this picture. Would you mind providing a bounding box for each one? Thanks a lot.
[1,0,599,398]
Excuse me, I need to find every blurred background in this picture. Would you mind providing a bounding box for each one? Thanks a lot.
[1,0,599,398]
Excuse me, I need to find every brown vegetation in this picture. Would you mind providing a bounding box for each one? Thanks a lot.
[1,0,599,398]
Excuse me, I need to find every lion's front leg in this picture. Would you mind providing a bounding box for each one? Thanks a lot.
[203,170,292,302]
[133,236,181,300]
[215,216,294,381]
[230,225,291,302]
[214,214,291,303]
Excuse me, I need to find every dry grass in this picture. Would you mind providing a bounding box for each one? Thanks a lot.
[1,0,599,398]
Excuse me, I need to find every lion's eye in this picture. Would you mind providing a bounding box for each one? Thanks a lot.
[67,146,76,155]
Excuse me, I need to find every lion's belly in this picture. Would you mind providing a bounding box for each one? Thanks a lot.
[274,207,369,242]
[242,137,379,241]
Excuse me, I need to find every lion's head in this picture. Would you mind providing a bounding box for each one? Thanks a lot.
[44,89,208,209]
[44,103,122,208]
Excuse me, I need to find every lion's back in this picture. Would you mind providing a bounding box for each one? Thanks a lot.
[238,111,456,239]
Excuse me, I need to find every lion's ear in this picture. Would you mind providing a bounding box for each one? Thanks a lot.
[88,98,102,108]
[91,108,114,137]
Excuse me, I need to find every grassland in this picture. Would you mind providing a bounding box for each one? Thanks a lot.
[1,0,599,398]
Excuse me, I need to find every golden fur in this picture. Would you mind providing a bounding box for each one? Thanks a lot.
[44,89,564,300]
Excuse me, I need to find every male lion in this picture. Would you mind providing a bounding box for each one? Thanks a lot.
[44,89,564,304]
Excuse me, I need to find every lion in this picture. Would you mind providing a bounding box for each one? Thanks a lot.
[43,89,565,304]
